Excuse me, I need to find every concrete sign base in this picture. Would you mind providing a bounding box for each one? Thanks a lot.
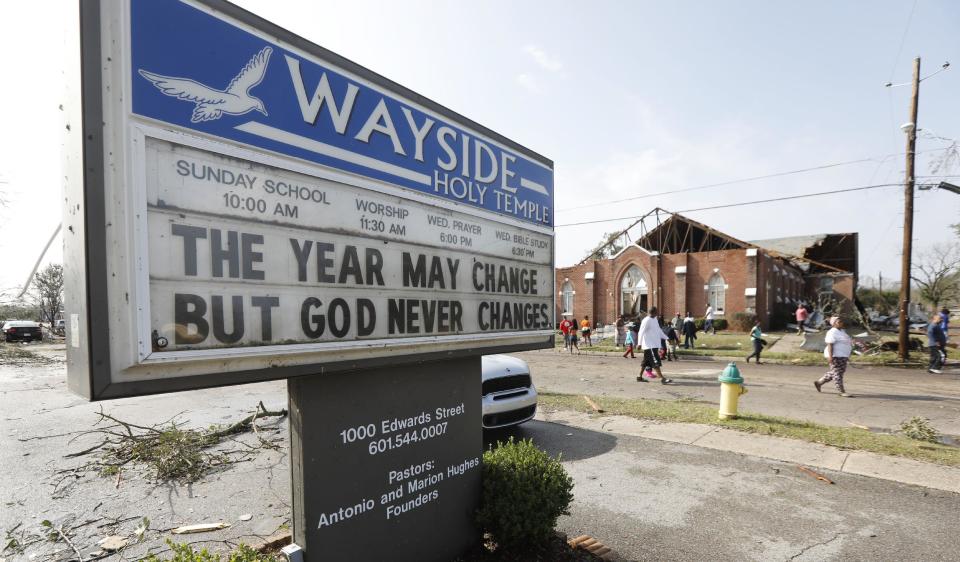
[288,357,482,560]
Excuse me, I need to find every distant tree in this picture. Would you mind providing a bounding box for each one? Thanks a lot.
[0,301,38,322]
[912,243,960,310]
[32,264,64,324]
[592,231,627,260]
[856,287,899,315]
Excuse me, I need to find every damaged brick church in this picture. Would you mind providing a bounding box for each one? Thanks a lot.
[556,209,859,329]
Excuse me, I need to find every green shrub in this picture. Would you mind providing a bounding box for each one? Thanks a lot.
[730,312,757,332]
[476,437,574,549]
[899,417,941,443]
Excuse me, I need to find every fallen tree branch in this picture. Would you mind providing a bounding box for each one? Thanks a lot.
[51,522,84,562]
[208,401,287,439]
[796,465,834,484]
[64,439,110,458]
[59,402,288,486]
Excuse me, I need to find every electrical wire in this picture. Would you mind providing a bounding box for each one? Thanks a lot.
[889,0,918,82]
[555,183,901,228]
[555,147,949,213]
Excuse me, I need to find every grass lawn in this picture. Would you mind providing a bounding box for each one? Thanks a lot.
[539,392,960,467]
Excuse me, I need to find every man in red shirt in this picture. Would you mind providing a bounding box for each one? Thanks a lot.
[559,315,574,351]
[795,304,809,335]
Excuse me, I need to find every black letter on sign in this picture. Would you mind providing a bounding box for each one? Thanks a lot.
[241,233,265,280]
[328,298,350,338]
[290,239,313,282]
[478,302,489,331]
[174,293,208,344]
[365,248,384,286]
[212,295,244,344]
[402,252,427,287]
[211,229,240,278]
[357,298,376,336]
[251,296,280,341]
[301,297,324,338]
[171,224,207,276]
[316,242,336,283]
[338,245,363,284]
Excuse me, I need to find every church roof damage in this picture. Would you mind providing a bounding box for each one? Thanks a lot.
[583,208,856,276]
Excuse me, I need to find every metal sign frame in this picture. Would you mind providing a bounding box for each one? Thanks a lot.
[66,0,555,400]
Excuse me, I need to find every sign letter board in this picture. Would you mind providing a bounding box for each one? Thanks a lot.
[66,0,555,399]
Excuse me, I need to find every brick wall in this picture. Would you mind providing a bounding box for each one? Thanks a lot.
[803,273,857,318]
[555,262,594,326]
[683,250,748,322]
[556,246,851,331]
[756,253,806,328]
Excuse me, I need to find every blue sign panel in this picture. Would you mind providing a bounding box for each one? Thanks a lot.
[130,0,553,227]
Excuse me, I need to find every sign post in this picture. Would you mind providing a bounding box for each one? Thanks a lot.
[66,1,554,559]
[289,358,482,560]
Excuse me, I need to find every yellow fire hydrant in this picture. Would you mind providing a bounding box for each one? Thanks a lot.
[718,362,747,420]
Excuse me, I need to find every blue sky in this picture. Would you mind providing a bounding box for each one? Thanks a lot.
[1,1,958,297]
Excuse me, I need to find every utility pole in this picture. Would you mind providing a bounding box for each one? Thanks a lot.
[897,57,921,361]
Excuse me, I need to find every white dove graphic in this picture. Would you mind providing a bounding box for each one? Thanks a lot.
[138,46,273,123]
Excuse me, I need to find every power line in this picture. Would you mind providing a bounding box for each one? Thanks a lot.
[888,0,918,82]
[555,183,901,228]
[555,147,948,213]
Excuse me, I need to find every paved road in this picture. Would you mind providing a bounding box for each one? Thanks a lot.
[516,349,960,437]
[488,420,959,562]
[2,345,958,561]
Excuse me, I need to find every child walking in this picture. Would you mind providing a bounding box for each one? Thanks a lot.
[623,324,637,358]
[666,325,680,361]
[745,320,764,364]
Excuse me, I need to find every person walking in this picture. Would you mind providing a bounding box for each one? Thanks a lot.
[814,316,853,397]
[559,315,574,351]
[666,324,680,361]
[616,315,627,349]
[658,316,670,361]
[623,322,637,358]
[941,307,951,360]
[567,324,581,355]
[795,303,809,335]
[704,305,716,334]
[745,320,764,364]
[927,313,946,374]
[682,312,697,349]
[636,307,673,384]
[580,315,593,347]
[671,312,683,330]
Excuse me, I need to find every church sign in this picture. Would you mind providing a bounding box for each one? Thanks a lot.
[64,0,555,400]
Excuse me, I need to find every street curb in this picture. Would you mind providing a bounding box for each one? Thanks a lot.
[535,410,960,495]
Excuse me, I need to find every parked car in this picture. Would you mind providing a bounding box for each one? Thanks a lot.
[480,354,537,429]
[54,319,66,335]
[884,315,928,330]
[4,320,43,343]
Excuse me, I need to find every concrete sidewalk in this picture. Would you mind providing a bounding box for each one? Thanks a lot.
[535,409,960,495]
